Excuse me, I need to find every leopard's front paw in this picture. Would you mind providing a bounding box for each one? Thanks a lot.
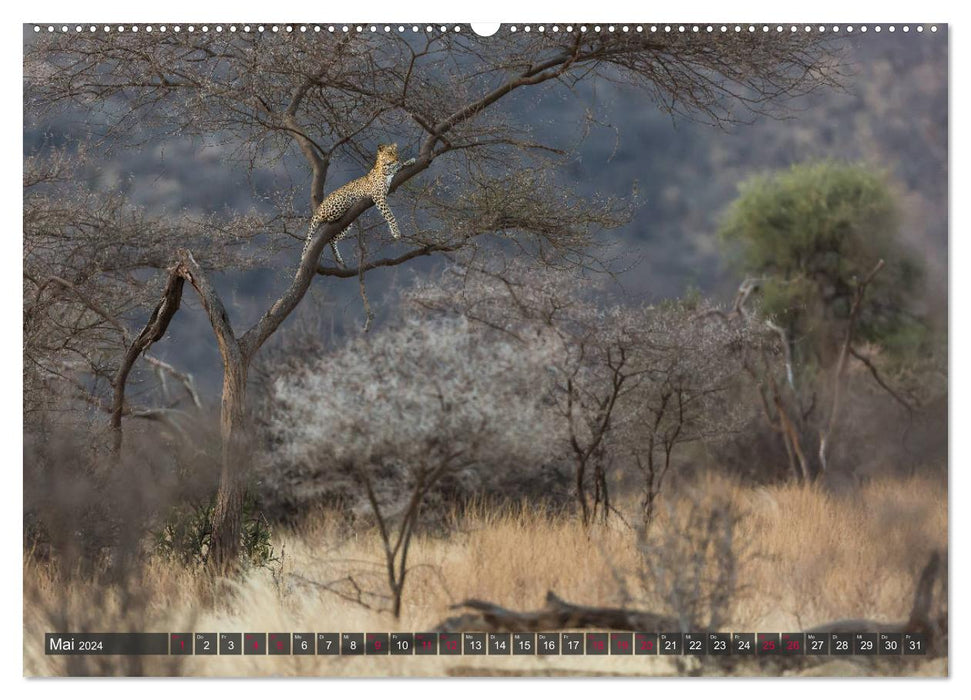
[403,157,416,167]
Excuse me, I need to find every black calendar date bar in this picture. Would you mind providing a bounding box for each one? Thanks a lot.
[45,633,169,655]
[45,631,929,655]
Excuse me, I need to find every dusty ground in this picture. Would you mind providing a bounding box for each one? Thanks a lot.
[23,473,947,677]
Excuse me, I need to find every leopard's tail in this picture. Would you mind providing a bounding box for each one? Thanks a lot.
[302,217,320,258]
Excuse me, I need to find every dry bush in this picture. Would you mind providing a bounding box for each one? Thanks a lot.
[743,474,948,629]
[23,418,277,676]
[259,312,566,523]
[24,556,199,677]
[24,418,221,574]
[632,487,755,632]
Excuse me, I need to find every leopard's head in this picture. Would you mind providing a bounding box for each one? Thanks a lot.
[376,143,400,167]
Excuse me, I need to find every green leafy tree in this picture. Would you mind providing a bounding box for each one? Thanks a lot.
[718,161,925,368]
[718,161,939,481]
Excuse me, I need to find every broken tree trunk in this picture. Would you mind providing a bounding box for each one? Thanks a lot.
[433,552,945,656]
[433,591,680,633]
[801,551,945,646]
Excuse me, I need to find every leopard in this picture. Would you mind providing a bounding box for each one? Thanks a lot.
[303,143,415,267]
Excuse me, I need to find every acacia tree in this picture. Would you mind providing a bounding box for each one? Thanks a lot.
[406,261,619,524]
[719,162,923,369]
[408,262,756,526]
[718,162,926,480]
[25,27,841,566]
[630,303,757,526]
[268,315,558,616]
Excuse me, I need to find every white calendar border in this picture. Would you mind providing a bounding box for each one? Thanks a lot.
[3,0,964,697]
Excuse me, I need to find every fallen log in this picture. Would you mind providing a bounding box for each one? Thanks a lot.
[432,551,946,656]
[433,591,680,633]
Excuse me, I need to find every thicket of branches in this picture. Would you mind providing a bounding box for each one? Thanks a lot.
[264,262,766,528]
[259,261,769,612]
[24,28,843,567]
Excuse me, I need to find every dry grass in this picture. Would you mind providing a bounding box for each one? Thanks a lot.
[23,472,947,677]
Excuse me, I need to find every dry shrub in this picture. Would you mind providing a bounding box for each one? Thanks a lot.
[24,555,200,676]
[745,474,948,628]
[633,484,755,631]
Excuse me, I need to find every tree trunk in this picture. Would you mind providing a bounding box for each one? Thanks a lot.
[575,457,589,526]
[818,260,885,477]
[592,449,609,525]
[209,356,250,570]
[172,249,252,571]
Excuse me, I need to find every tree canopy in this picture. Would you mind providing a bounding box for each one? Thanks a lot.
[718,161,925,366]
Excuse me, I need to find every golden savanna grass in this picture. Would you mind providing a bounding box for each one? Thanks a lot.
[24,472,947,677]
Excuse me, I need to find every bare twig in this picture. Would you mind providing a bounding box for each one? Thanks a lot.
[849,347,914,414]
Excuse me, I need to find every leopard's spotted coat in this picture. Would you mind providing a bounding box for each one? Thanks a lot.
[303,143,414,266]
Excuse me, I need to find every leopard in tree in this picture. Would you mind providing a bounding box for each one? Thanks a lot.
[303,143,415,267]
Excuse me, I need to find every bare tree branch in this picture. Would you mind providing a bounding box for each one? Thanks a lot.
[849,346,914,414]
[110,266,184,453]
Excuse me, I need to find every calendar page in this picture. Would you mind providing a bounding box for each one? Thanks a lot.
[23,19,948,679]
